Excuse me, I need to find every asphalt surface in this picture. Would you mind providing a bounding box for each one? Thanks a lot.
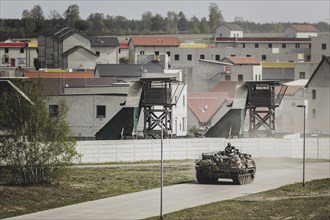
[5,160,330,220]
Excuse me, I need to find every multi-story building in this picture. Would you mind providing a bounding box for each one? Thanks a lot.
[90,36,120,64]
[128,36,180,64]
[38,27,97,69]
[0,40,38,68]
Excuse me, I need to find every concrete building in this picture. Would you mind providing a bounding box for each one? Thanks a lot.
[284,24,319,38]
[215,23,244,38]
[0,40,38,68]
[90,36,120,64]
[311,34,330,62]
[128,36,180,64]
[220,56,262,81]
[214,37,311,62]
[305,56,330,136]
[38,27,97,69]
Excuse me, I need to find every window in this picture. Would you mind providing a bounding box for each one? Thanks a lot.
[295,43,300,48]
[2,57,9,64]
[49,105,59,117]
[140,51,144,55]
[246,54,251,57]
[95,51,100,56]
[225,75,231,81]
[20,48,24,53]
[312,109,316,119]
[174,54,179,61]
[200,54,205,59]
[241,43,245,48]
[322,43,327,50]
[215,54,220,61]
[4,48,9,53]
[261,55,267,60]
[96,105,106,118]
[187,54,192,61]
[268,43,272,48]
[238,74,243,81]
[255,43,259,48]
[282,43,286,48]
[306,55,311,61]
[299,72,305,79]
[155,51,159,55]
[166,51,171,57]
[18,57,26,64]
[230,54,236,57]
[312,90,316,99]
[182,117,186,131]
[183,95,185,107]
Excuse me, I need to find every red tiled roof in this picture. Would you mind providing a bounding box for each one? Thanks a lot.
[188,92,230,123]
[119,43,129,48]
[0,42,27,47]
[130,36,180,47]
[24,71,95,78]
[223,56,260,65]
[275,85,303,95]
[290,24,319,32]
[210,81,238,98]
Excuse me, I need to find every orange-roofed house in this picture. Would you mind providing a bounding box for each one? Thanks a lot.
[187,92,231,133]
[128,36,180,65]
[284,24,319,38]
[220,56,262,81]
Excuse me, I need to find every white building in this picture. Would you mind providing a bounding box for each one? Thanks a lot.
[284,24,318,38]
[215,23,244,38]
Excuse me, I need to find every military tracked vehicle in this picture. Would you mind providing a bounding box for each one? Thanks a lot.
[195,143,256,185]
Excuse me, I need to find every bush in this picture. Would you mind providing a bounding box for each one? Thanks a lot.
[0,79,78,185]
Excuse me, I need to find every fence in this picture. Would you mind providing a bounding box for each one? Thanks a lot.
[75,137,330,163]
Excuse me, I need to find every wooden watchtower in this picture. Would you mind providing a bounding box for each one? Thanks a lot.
[245,81,287,137]
[140,77,177,139]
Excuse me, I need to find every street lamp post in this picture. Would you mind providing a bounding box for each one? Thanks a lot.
[297,104,306,187]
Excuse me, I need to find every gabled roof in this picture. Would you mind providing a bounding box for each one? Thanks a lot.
[95,64,163,77]
[24,71,95,79]
[306,56,330,88]
[221,56,260,65]
[275,85,303,96]
[90,36,119,47]
[129,36,180,47]
[62,46,98,57]
[210,81,238,98]
[223,23,243,31]
[188,92,230,123]
[289,24,319,32]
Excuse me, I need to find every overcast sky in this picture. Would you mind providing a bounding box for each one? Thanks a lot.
[0,0,329,23]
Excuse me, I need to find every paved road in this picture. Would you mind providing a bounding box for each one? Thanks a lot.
[6,160,330,220]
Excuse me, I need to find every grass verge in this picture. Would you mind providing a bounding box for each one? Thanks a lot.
[0,164,194,219]
[147,178,330,220]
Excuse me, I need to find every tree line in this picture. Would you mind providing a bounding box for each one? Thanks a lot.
[0,3,329,41]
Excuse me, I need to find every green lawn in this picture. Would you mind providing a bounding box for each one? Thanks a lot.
[0,162,329,220]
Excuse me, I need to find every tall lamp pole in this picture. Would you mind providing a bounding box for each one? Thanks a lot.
[155,119,164,220]
[297,104,306,187]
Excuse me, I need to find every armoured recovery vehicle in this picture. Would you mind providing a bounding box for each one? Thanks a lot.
[195,143,256,185]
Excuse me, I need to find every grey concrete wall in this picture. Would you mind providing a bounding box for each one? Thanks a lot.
[75,137,330,163]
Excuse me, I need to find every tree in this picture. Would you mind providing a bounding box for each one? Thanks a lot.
[177,11,189,32]
[209,2,225,33]
[21,5,45,33]
[64,4,81,27]
[0,79,78,185]
[88,13,105,33]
